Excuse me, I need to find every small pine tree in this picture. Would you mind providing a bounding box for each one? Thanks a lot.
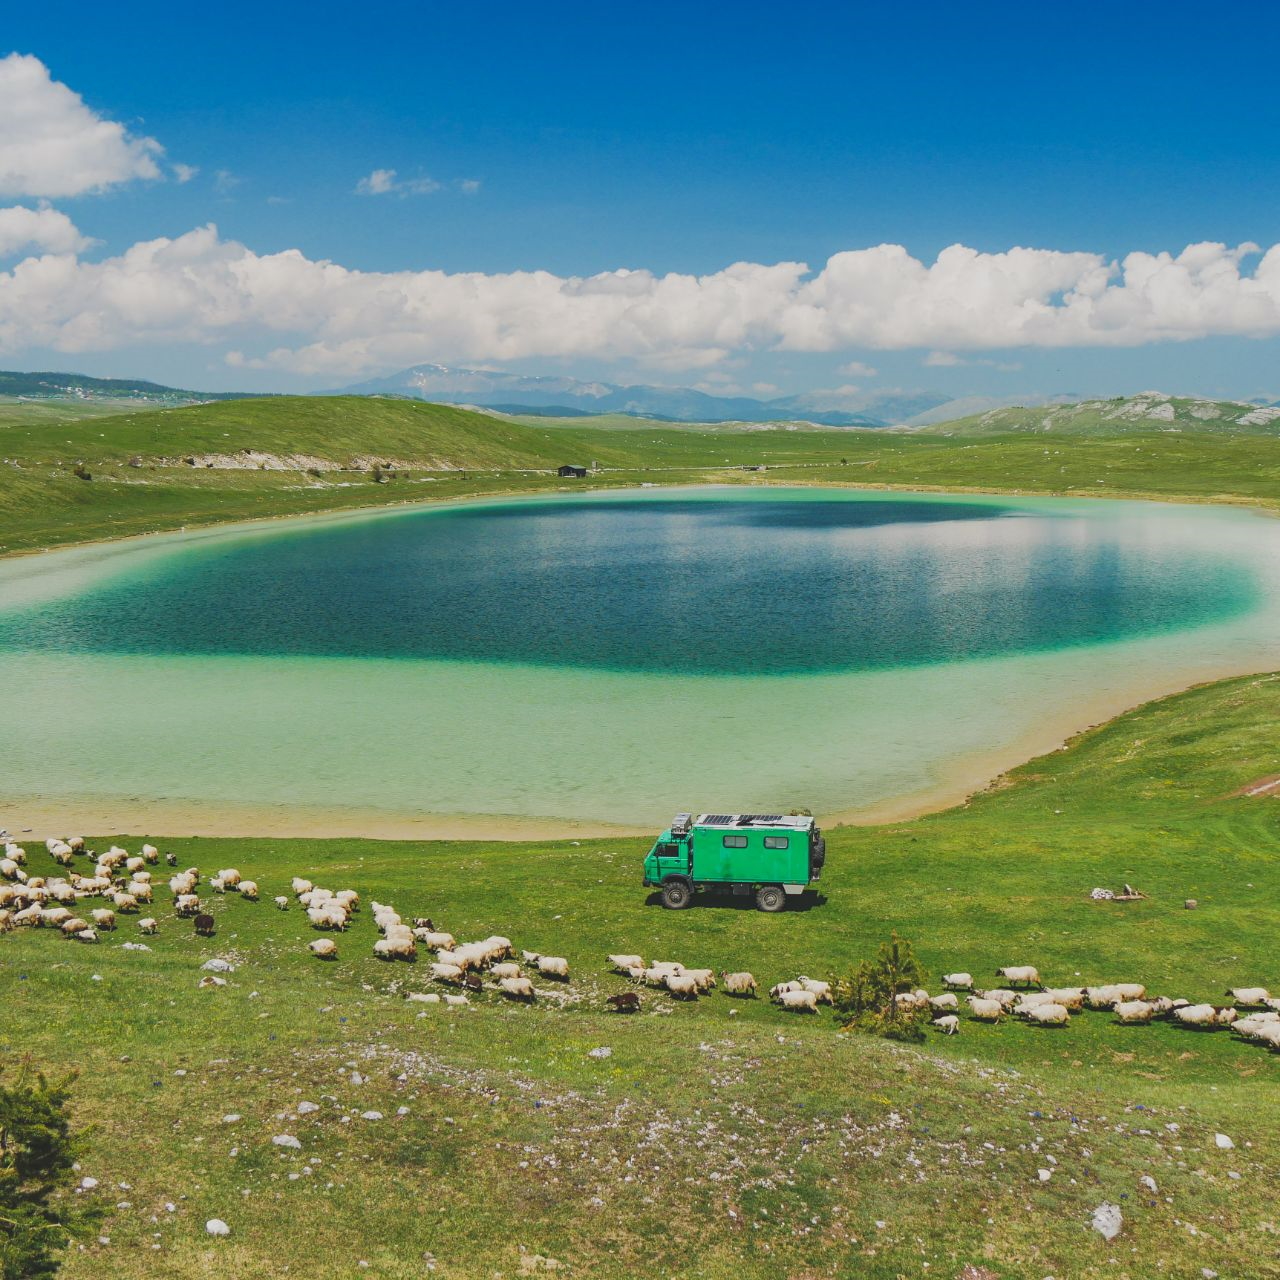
[0,1061,91,1280]
[832,933,928,1042]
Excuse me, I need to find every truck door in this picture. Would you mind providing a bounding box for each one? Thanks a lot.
[654,841,688,879]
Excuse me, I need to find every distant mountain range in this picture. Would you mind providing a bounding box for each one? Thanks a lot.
[335,363,959,426]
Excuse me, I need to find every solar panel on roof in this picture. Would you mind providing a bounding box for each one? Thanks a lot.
[701,815,735,826]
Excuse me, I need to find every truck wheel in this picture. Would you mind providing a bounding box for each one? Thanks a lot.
[661,880,692,910]
[755,885,786,913]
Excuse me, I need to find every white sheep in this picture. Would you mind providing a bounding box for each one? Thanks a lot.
[430,962,464,983]
[1171,1003,1230,1028]
[1024,1002,1070,1027]
[609,953,645,972]
[420,931,456,951]
[238,880,259,900]
[536,956,569,979]
[996,965,1042,989]
[932,1014,960,1035]
[74,928,98,943]
[1042,987,1085,1011]
[498,976,535,1001]
[140,843,158,862]
[291,877,313,895]
[664,973,700,998]
[770,980,804,999]
[1086,983,1146,1009]
[721,971,758,996]
[928,993,959,1011]
[682,968,717,992]
[138,918,158,935]
[774,988,818,1013]
[796,977,833,1004]
[374,936,416,960]
[977,988,1019,1010]
[274,896,289,910]
[310,938,338,959]
[90,908,116,930]
[967,996,1004,1021]
[520,948,541,964]
[112,892,139,913]
[444,993,469,1007]
[217,868,242,888]
[1227,986,1271,1007]
[490,962,522,980]
[1113,1000,1156,1023]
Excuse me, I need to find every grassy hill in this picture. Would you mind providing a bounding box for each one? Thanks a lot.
[4,392,1280,556]
[3,671,1278,1279]
[924,391,1280,437]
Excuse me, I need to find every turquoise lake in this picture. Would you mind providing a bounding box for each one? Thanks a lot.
[3,487,1279,831]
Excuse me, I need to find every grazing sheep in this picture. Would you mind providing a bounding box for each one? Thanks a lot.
[609,953,645,972]
[929,993,959,1012]
[68,837,85,853]
[607,992,641,1013]
[420,931,456,951]
[664,973,700,999]
[643,967,674,987]
[90,908,116,930]
[409,992,442,1005]
[194,914,216,937]
[111,892,139,913]
[932,1014,960,1035]
[165,852,177,866]
[967,996,1004,1022]
[498,976,535,1001]
[520,949,540,964]
[682,968,717,992]
[274,896,289,910]
[1024,1002,1070,1027]
[124,856,145,874]
[74,928,98,943]
[996,965,1042,989]
[291,877,313,895]
[443,993,469,1007]
[217,869,242,888]
[770,980,804,999]
[374,931,416,960]
[140,843,158,863]
[127,882,153,903]
[1228,987,1271,1007]
[411,916,435,930]
[536,956,569,980]
[138,918,158,935]
[774,988,819,1013]
[238,880,259,901]
[977,989,1019,1010]
[1171,1003,1233,1028]
[721,971,758,997]
[1042,987,1085,1011]
[309,939,338,959]
[490,962,522,980]
[1086,983,1146,1009]
[430,962,464,983]
[796,977,833,1004]
[1113,1000,1157,1024]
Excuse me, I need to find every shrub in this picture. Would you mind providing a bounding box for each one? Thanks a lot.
[0,1061,92,1279]
[832,932,928,1042]
[71,463,91,482]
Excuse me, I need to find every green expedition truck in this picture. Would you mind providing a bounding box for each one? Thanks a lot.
[643,812,826,911]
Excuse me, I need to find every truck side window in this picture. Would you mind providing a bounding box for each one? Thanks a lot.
[658,843,678,857]
[722,835,747,848]
[763,836,789,850]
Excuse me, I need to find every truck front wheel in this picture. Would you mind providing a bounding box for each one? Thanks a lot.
[661,879,692,910]
[755,885,786,913]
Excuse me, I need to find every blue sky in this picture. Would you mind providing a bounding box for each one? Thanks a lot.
[3,0,1280,402]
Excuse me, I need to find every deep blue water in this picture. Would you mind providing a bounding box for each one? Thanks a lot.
[0,493,1259,675]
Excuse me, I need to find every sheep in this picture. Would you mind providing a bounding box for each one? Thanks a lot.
[967,996,1004,1022]
[796,977,833,1004]
[430,962,464,983]
[138,918,158,935]
[90,908,116,930]
[995,965,1042,989]
[664,973,700,999]
[112,892,139,913]
[1227,987,1271,1007]
[408,992,442,1005]
[932,1014,960,1035]
[74,928,98,944]
[127,882,153,903]
[169,872,198,898]
[770,980,804,999]
[140,843,158,863]
[536,956,569,980]
[125,856,145,874]
[194,913,216,937]
[682,968,717,992]
[411,916,435,930]
[1024,1002,1070,1027]
[1086,984,1146,1009]
[420,931,456,951]
[309,938,338,959]
[1113,1000,1157,1024]
[60,917,89,937]
[929,993,959,1012]
[607,992,641,1013]
[374,931,416,960]
[51,846,73,867]
[650,961,684,974]
[520,949,540,964]
[165,852,177,866]
[217,868,241,888]
[274,895,289,910]
[609,953,645,972]
[490,962,522,980]
[498,976,535,1001]
[977,989,1019,1011]
[643,967,675,987]
[68,837,85,853]
[1170,1003,1232,1028]
[0,910,12,933]
[43,907,71,927]
[1042,987,1085,1011]
[238,880,259,901]
[774,988,819,1013]
[721,971,758,997]
[444,993,469,1007]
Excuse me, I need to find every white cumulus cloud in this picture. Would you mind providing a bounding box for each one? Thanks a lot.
[355,168,443,196]
[0,204,93,257]
[0,53,165,197]
[2,230,1280,375]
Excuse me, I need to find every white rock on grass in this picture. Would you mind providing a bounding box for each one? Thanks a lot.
[201,958,234,973]
[297,1101,320,1114]
[361,1111,383,1121]
[271,1135,302,1150]
[1140,1175,1158,1193]
[205,1219,230,1237]
[121,942,152,952]
[1214,1133,1235,1150]
[588,1047,612,1060]
[222,1115,241,1124]
[1037,1168,1052,1182]
[1091,1203,1123,1241]
[79,1176,99,1190]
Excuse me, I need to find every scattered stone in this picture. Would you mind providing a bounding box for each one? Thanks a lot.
[297,1101,320,1114]
[1214,1133,1235,1150]
[361,1111,384,1121]
[588,1047,612,1060]
[79,1176,99,1190]
[396,1106,410,1116]
[120,942,152,952]
[201,958,234,973]
[1140,1175,1158,1193]
[199,976,227,989]
[205,1219,230,1237]
[272,1135,302,1150]
[222,1114,241,1125]
[1091,1203,1123,1241]
[1037,1168,1052,1182]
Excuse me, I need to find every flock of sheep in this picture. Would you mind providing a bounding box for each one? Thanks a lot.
[916,965,1280,1053]
[3,838,1277,1052]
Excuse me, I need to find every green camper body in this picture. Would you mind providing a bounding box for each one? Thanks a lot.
[643,813,826,911]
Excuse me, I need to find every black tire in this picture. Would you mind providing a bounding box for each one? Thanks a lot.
[661,879,692,910]
[756,884,786,913]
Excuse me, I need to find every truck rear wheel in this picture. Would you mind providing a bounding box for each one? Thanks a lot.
[661,879,692,910]
[755,885,786,913]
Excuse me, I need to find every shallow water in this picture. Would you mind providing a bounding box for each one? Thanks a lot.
[3,487,1279,829]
